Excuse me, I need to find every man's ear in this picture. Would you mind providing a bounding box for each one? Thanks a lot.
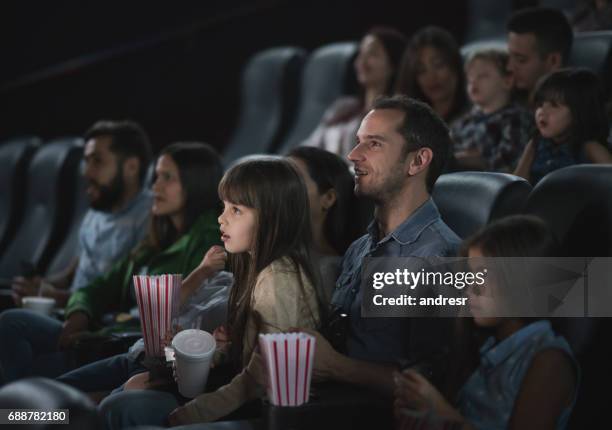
[122,157,140,183]
[545,52,562,71]
[407,148,433,177]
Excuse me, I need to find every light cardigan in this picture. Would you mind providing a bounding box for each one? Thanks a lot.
[182,257,321,422]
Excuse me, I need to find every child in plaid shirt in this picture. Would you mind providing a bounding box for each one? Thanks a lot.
[451,49,533,172]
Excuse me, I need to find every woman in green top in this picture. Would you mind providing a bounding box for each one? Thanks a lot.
[0,142,222,383]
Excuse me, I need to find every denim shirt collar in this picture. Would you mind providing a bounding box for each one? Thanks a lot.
[479,320,552,371]
[366,198,441,247]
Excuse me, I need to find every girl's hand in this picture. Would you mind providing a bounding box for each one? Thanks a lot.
[168,405,192,426]
[199,245,227,275]
[393,369,454,417]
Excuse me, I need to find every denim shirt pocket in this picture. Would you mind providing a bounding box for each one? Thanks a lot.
[331,268,356,311]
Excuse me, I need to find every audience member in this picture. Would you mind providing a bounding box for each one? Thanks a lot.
[395,26,469,127]
[0,142,222,382]
[573,0,612,32]
[507,7,573,101]
[394,215,578,430]
[288,146,359,299]
[98,157,326,428]
[514,68,612,184]
[11,120,153,308]
[294,96,460,400]
[452,49,533,172]
[302,26,407,158]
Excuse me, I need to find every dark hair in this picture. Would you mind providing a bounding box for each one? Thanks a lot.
[219,158,325,364]
[395,26,467,122]
[84,120,152,185]
[447,215,558,401]
[372,95,452,192]
[149,142,222,250]
[533,68,609,152]
[288,146,357,255]
[365,26,408,94]
[507,7,574,64]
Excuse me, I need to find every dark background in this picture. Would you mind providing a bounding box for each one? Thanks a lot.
[1,0,474,153]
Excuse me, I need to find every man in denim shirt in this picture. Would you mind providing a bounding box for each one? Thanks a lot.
[305,96,460,397]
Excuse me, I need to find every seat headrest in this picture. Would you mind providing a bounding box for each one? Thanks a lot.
[525,164,612,256]
[432,171,532,239]
[0,377,102,429]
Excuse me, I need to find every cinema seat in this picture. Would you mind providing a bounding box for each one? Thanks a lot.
[524,164,612,429]
[569,31,612,97]
[0,137,41,258]
[0,138,83,279]
[278,42,358,154]
[432,171,532,239]
[223,47,306,166]
[0,377,102,429]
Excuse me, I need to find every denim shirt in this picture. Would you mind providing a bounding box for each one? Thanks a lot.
[330,198,461,363]
[70,189,152,291]
[458,320,579,430]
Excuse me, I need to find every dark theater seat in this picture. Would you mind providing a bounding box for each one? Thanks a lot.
[568,31,612,96]
[0,137,41,258]
[278,42,358,154]
[0,138,83,279]
[223,47,306,166]
[432,171,532,239]
[0,377,102,429]
[525,164,612,429]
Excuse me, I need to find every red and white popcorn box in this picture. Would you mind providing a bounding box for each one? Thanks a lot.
[133,274,182,357]
[258,332,316,407]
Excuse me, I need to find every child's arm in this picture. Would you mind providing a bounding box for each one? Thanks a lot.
[584,141,612,164]
[179,246,227,307]
[513,139,536,181]
[508,349,577,430]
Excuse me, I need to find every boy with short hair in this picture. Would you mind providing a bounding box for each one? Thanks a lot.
[451,49,533,172]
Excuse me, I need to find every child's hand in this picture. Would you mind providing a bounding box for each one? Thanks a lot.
[393,369,452,416]
[199,246,227,275]
[161,324,182,349]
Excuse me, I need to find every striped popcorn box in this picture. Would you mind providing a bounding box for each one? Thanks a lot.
[133,274,182,357]
[258,332,316,406]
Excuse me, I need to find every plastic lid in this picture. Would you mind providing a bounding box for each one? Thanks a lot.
[172,329,216,360]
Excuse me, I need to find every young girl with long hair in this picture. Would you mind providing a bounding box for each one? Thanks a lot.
[99,157,326,428]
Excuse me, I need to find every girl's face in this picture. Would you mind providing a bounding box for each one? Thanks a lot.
[415,46,458,105]
[354,35,393,90]
[467,246,501,328]
[151,154,184,217]
[289,157,333,228]
[218,200,257,253]
[535,100,572,142]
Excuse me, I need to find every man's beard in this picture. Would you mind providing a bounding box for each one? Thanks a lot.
[355,166,405,205]
[88,166,125,212]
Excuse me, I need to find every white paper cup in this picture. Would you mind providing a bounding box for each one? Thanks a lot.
[22,296,56,316]
[172,329,216,398]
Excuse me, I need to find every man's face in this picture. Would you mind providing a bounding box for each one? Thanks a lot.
[83,136,125,211]
[507,32,556,93]
[348,109,411,202]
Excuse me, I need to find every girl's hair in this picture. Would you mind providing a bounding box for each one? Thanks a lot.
[446,215,558,401]
[219,157,325,364]
[395,26,468,121]
[288,146,358,255]
[533,68,609,152]
[148,142,223,251]
[364,26,408,95]
[464,48,510,77]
